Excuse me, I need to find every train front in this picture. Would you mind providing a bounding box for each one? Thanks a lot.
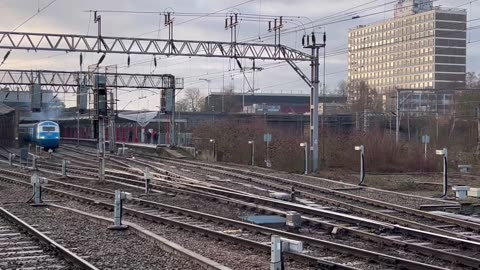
[36,121,60,150]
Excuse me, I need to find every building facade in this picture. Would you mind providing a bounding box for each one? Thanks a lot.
[348,5,467,103]
[394,0,433,18]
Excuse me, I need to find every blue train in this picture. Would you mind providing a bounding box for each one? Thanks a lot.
[18,121,60,151]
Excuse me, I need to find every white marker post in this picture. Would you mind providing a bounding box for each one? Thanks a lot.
[299,142,308,175]
[436,148,448,198]
[248,140,255,166]
[355,145,365,186]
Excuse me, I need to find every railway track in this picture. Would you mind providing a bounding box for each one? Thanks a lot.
[0,167,468,270]
[0,206,97,270]
[121,152,480,239]
[5,149,480,269]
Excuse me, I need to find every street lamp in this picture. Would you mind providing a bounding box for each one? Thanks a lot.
[436,148,448,198]
[210,139,216,161]
[248,140,255,166]
[199,78,211,110]
[354,145,365,186]
[300,142,308,175]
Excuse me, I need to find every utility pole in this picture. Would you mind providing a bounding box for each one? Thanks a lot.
[477,105,480,155]
[396,89,400,144]
[94,11,102,52]
[164,12,174,54]
[302,32,325,173]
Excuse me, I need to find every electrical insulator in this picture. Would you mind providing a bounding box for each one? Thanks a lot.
[312,33,316,45]
[79,53,83,66]
[302,35,305,46]
[153,56,157,68]
[230,15,233,26]
[3,50,11,62]
[268,21,272,31]
[274,18,277,28]
[235,58,243,70]
[235,13,238,23]
[225,18,228,29]
[323,32,326,43]
[97,53,106,66]
[164,14,168,26]
[307,35,310,46]
[127,55,130,67]
[280,16,283,26]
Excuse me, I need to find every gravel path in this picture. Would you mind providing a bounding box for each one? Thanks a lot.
[3,205,198,269]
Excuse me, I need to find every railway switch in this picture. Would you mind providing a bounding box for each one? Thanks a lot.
[285,211,302,232]
[109,190,132,230]
[30,173,48,206]
[452,186,470,201]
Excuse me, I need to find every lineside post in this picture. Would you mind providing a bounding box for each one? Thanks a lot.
[108,190,131,230]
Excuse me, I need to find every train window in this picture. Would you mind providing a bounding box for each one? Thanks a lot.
[43,127,55,132]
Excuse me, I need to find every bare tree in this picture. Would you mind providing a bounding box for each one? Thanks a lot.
[175,99,189,112]
[347,80,382,112]
[466,72,480,89]
[335,80,347,97]
[175,88,205,112]
[183,88,203,112]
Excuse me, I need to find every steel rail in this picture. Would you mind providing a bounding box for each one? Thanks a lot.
[0,207,99,270]
[0,170,453,270]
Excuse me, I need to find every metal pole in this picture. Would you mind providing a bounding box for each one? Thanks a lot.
[359,146,365,186]
[77,112,80,147]
[270,235,282,270]
[99,157,105,181]
[424,143,427,161]
[250,142,255,166]
[304,143,308,175]
[310,47,320,173]
[442,148,448,198]
[396,89,400,144]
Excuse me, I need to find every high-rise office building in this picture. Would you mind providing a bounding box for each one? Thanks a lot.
[347,3,467,102]
[394,0,433,18]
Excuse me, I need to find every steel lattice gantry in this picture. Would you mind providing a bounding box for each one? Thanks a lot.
[0,30,321,172]
[0,69,183,92]
[0,31,312,61]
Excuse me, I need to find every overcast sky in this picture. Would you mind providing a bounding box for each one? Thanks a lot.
[0,0,478,110]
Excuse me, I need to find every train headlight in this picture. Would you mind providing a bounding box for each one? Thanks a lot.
[39,136,45,139]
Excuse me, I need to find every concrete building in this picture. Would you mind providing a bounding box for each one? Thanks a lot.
[348,4,467,102]
[205,92,347,114]
[394,0,433,18]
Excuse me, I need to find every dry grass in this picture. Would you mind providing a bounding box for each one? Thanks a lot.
[193,121,443,174]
